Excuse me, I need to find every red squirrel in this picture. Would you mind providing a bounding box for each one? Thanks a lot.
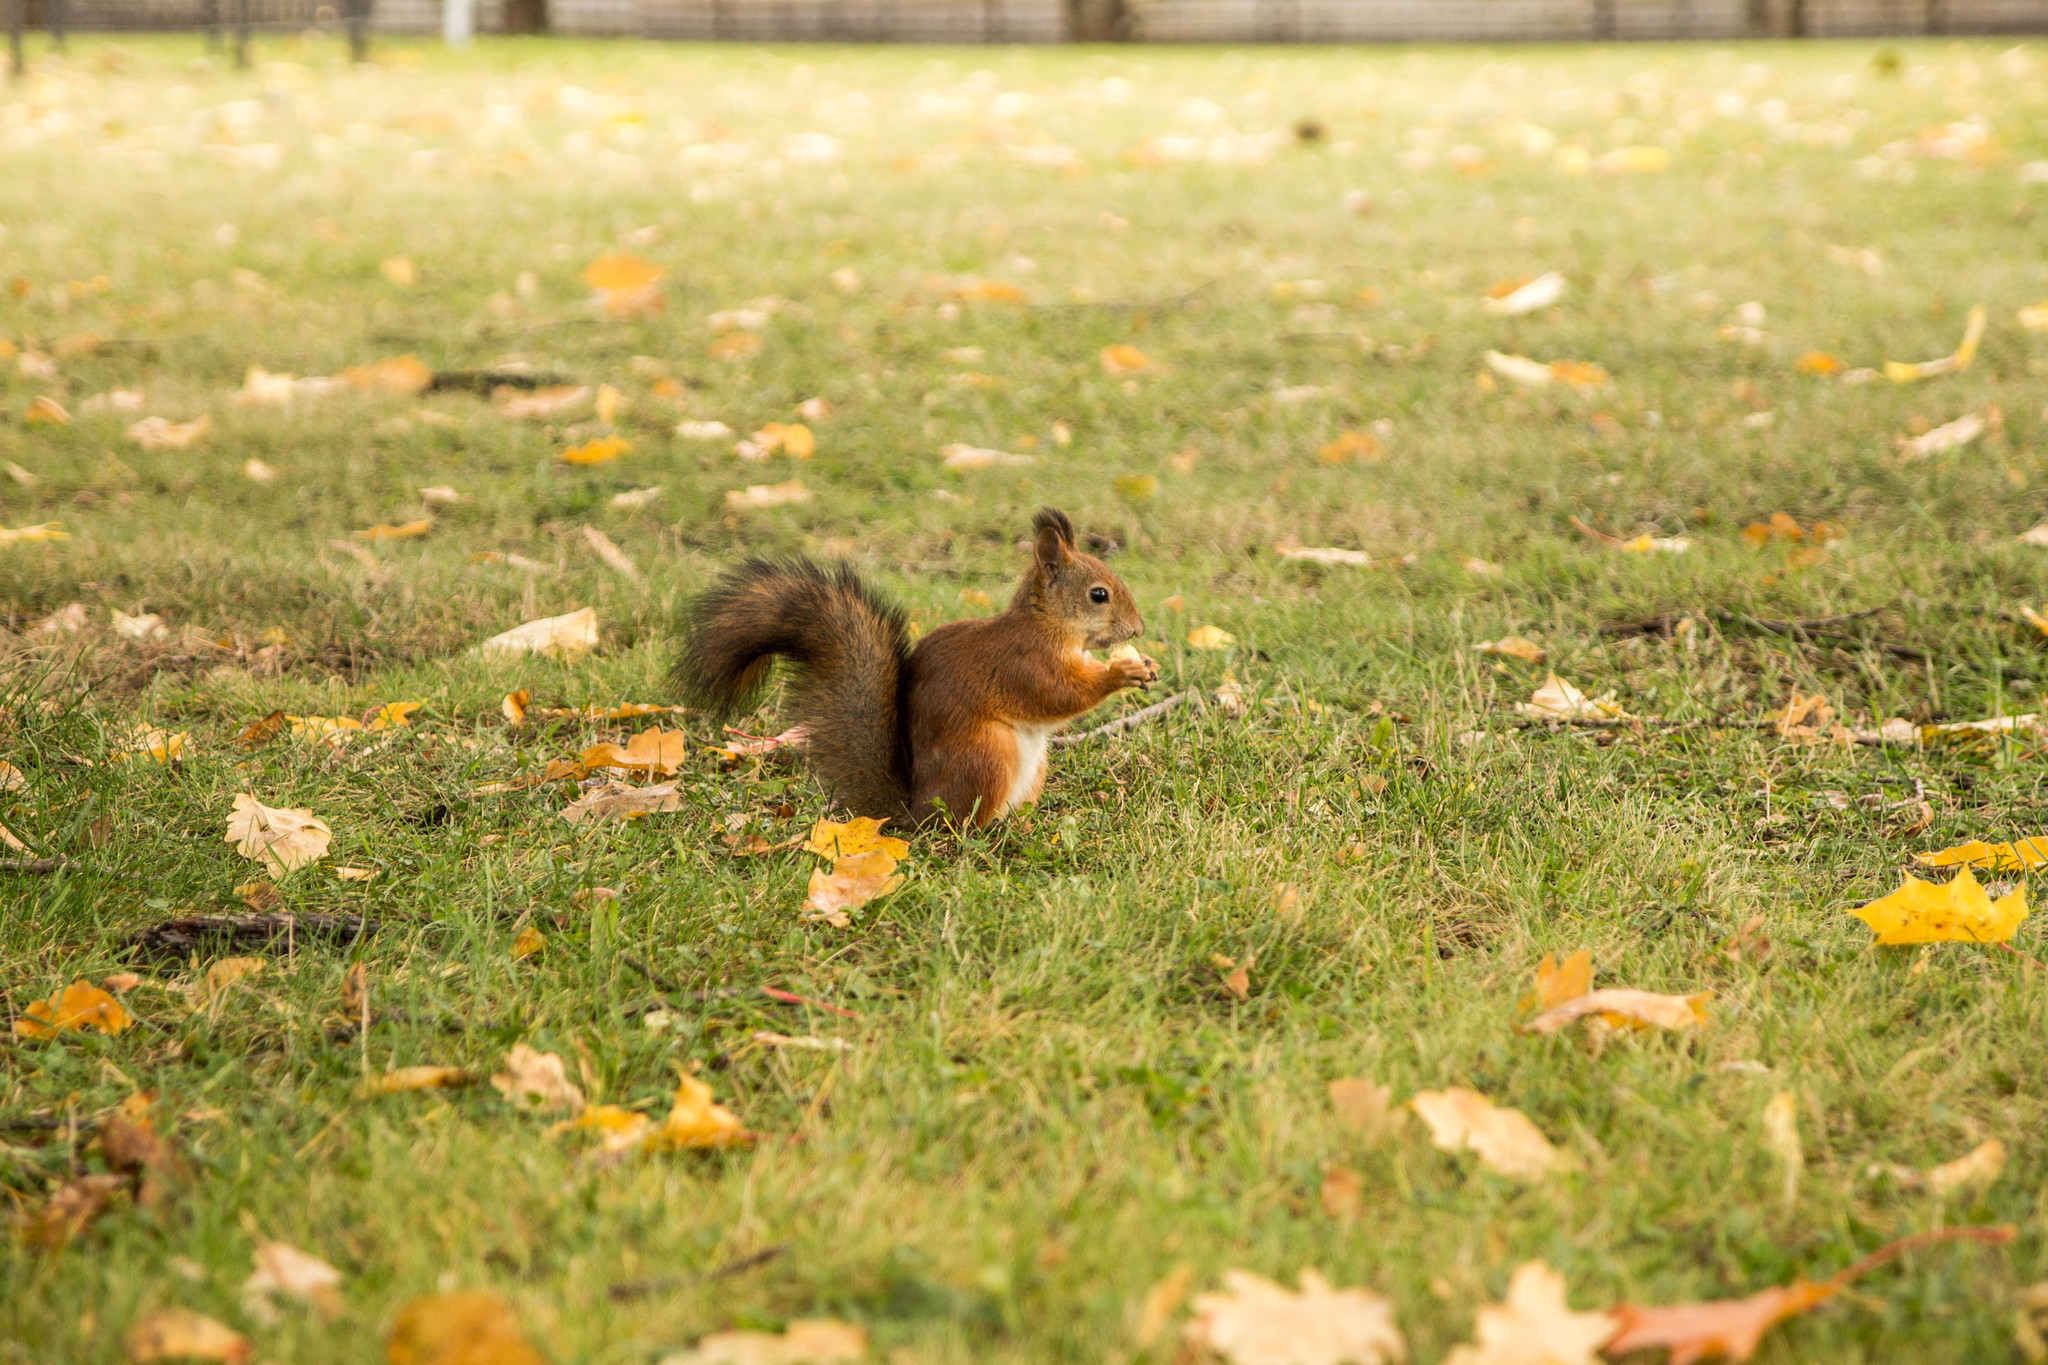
[676,508,1159,827]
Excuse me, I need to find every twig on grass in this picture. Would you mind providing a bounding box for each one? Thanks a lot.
[607,1244,788,1302]
[125,913,379,961]
[1996,940,2048,972]
[0,857,71,874]
[1052,691,1191,747]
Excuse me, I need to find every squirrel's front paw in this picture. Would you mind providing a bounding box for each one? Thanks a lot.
[1107,645,1160,689]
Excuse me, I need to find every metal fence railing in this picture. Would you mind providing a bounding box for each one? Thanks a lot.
[8,0,2047,65]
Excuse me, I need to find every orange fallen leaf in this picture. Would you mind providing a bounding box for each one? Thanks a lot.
[1187,1269,1406,1365]
[803,850,904,926]
[354,519,433,541]
[580,728,688,776]
[361,1066,473,1096]
[708,331,761,360]
[752,421,816,458]
[125,1308,253,1363]
[25,395,71,426]
[642,1073,751,1151]
[20,1173,127,1249]
[342,354,433,396]
[1795,351,1844,376]
[511,926,545,959]
[126,415,212,450]
[561,435,631,466]
[1319,430,1382,463]
[385,1291,545,1365]
[665,1321,868,1365]
[1520,987,1711,1034]
[956,279,1026,303]
[1101,343,1155,375]
[1411,1088,1558,1180]
[14,980,133,1038]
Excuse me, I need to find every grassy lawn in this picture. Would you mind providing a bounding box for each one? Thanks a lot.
[7,29,2048,1362]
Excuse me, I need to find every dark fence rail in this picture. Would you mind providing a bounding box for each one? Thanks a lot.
[8,0,2047,65]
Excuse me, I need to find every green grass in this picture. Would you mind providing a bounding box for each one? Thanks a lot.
[5,30,2048,1363]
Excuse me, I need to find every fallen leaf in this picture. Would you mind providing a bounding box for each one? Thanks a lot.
[1795,351,1844,376]
[941,443,1035,470]
[1188,625,1236,650]
[1475,636,1546,664]
[956,278,1026,303]
[556,1103,656,1154]
[1101,343,1155,375]
[242,459,278,483]
[1607,1281,1834,1365]
[1410,1088,1558,1180]
[1762,1091,1802,1214]
[1443,1261,1614,1365]
[125,1308,252,1363]
[1320,1166,1364,1220]
[361,1066,472,1096]
[1598,144,1671,173]
[1515,674,1629,721]
[225,794,332,876]
[111,725,189,764]
[1520,988,1711,1034]
[1318,430,1383,463]
[1483,350,1608,389]
[385,1291,545,1365]
[25,395,71,426]
[242,1240,344,1318]
[665,1320,868,1365]
[20,1173,127,1249]
[1482,271,1567,315]
[1186,1269,1406,1365]
[1136,1264,1196,1348]
[708,331,760,360]
[1211,952,1253,1000]
[1896,411,1986,460]
[725,479,810,509]
[580,728,688,776]
[1276,543,1373,566]
[1913,837,2048,872]
[804,816,909,861]
[0,521,68,547]
[643,1073,750,1150]
[561,779,685,825]
[479,608,599,661]
[200,956,265,1004]
[14,980,133,1038]
[343,355,434,395]
[804,849,905,924]
[2020,302,2048,333]
[511,926,545,959]
[491,1044,586,1114]
[380,255,417,286]
[1533,950,1593,1009]
[611,486,663,509]
[584,253,666,317]
[498,385,589,419]
[1850,864,2029,945]
[1885,303,1986,382]
[1327,1077,1395,1139]
[126,415,212,450]
[354,519,433,541]
[561,435,632,466]
[752,421,816,458]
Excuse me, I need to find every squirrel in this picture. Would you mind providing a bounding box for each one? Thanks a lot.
[675,507,1160,828]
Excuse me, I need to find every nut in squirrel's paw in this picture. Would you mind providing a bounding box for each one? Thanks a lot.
[1107,643,1161,687]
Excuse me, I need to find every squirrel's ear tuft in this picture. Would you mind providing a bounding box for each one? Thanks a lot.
[1031,508,1076,547]
[1032,508,1075,572]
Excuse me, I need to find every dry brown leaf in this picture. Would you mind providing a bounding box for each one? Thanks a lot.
[511,927,545,960]
[19,1173,127,1249]
[385,1291,545,1365]
[200,956,265,1005]
[1519,987,1711,1035]
[1442,1261,1615,1365]
[561,779,684,826]
[1475,636,1546,664]
[1186,1268,1406,1365]
[479,608,599,661]
[224,793,332,876]
[236,710,286,749]
[126,414,212,450]
[125,1308,253,1363]
[1607,1281,1832,1365]
[490,1044,586,1114]
[1327,1077,1395,1139]
[665,1320,868,1365]
[1411,1088,1558,1181]
[242,1240,344,1318]
[1320,1165,1364,1220]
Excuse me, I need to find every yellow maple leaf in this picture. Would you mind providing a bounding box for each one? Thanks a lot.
[364,701,422,730]
[385,1292,544,1365]
[511,926,545,959]
[13,980,133,1038]
[353,519,433,541]
[561,435,631,465]
[1914,837,2048,872]
[1547,359,1610,389]
[642,1073,750,1150]
[1187,624,1236,650]
[803,850,905,924]
[805,816,909,861]
[1320,430,1382,463]
[1531,949,1592,1010]
[1850,864,2029,945]
[753,421,816,458]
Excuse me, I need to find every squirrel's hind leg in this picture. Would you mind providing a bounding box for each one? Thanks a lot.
[912,726,1019,829]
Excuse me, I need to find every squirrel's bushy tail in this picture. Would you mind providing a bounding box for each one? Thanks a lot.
[674,558,912,820]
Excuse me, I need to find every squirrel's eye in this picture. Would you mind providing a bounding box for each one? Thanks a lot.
[1089,586,1110,604]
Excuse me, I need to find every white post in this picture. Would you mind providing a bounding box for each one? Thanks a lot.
[443,0,472,44]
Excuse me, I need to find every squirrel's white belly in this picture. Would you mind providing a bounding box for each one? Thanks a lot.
[1001,722,1054,816]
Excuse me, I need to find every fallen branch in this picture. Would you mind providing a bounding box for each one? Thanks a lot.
[1053,691,1191,747]
[0,857,71,874]
[607,1244,787,1302]
[125,913,379,961]
[428,367,578,393]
